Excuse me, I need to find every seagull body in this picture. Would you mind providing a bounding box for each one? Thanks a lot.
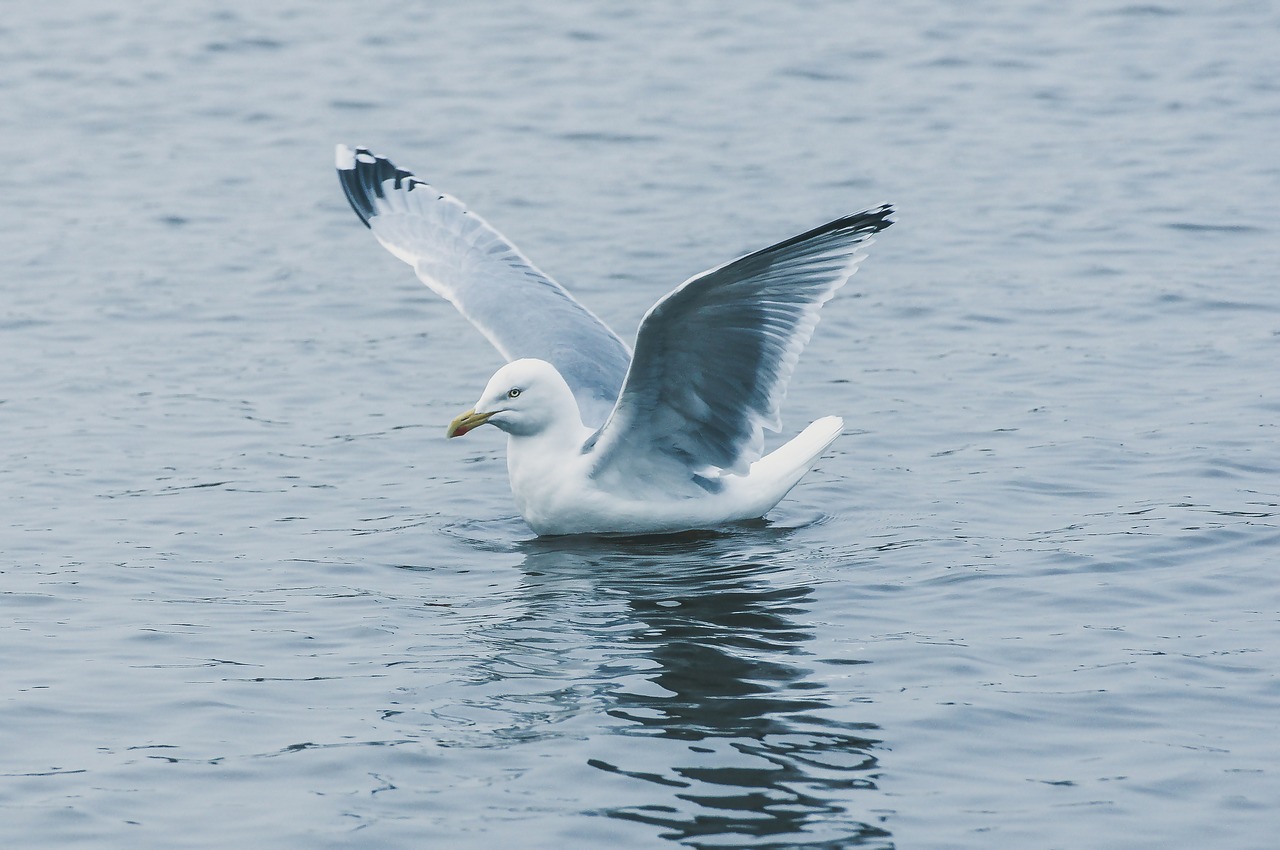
[336,145,892,535]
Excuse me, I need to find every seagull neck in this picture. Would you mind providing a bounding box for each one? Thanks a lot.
[505,419,593,455]
[504,419,595,508]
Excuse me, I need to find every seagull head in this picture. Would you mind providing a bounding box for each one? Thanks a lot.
[447,358,583,439]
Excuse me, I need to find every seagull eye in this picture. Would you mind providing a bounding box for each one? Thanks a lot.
[507,388,521,399]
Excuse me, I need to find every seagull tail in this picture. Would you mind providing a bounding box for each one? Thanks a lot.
[746,415,844,507]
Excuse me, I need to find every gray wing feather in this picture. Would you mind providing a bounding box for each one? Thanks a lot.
[336,145,631,427]
[588,205,893,484]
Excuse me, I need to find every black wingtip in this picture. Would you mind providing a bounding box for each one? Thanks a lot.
[852,203,895,232]
[335,145,430,229]
[820,203,895,239]
[761,204,894,256]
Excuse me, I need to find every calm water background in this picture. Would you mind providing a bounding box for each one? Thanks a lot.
[3,1,1279,847]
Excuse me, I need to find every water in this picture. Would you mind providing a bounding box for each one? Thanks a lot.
[3,1,1279,847]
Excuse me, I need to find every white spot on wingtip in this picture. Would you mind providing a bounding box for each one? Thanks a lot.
[335,144,356,170]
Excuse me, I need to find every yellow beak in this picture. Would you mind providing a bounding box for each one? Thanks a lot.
[446,408,494,438]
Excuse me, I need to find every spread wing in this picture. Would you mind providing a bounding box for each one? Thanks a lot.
[336,145,631,427]
[585,205,893,489]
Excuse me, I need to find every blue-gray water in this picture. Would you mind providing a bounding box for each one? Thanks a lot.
[3,2,1279,847]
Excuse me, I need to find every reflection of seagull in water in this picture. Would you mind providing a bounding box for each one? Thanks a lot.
[336,145,893,536]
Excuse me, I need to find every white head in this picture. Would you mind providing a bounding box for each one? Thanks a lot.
[446,358,582,439]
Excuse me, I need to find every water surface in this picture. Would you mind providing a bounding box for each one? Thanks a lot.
[3,1,1279,847]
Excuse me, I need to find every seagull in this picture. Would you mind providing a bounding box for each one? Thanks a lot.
[336,145,892,536]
